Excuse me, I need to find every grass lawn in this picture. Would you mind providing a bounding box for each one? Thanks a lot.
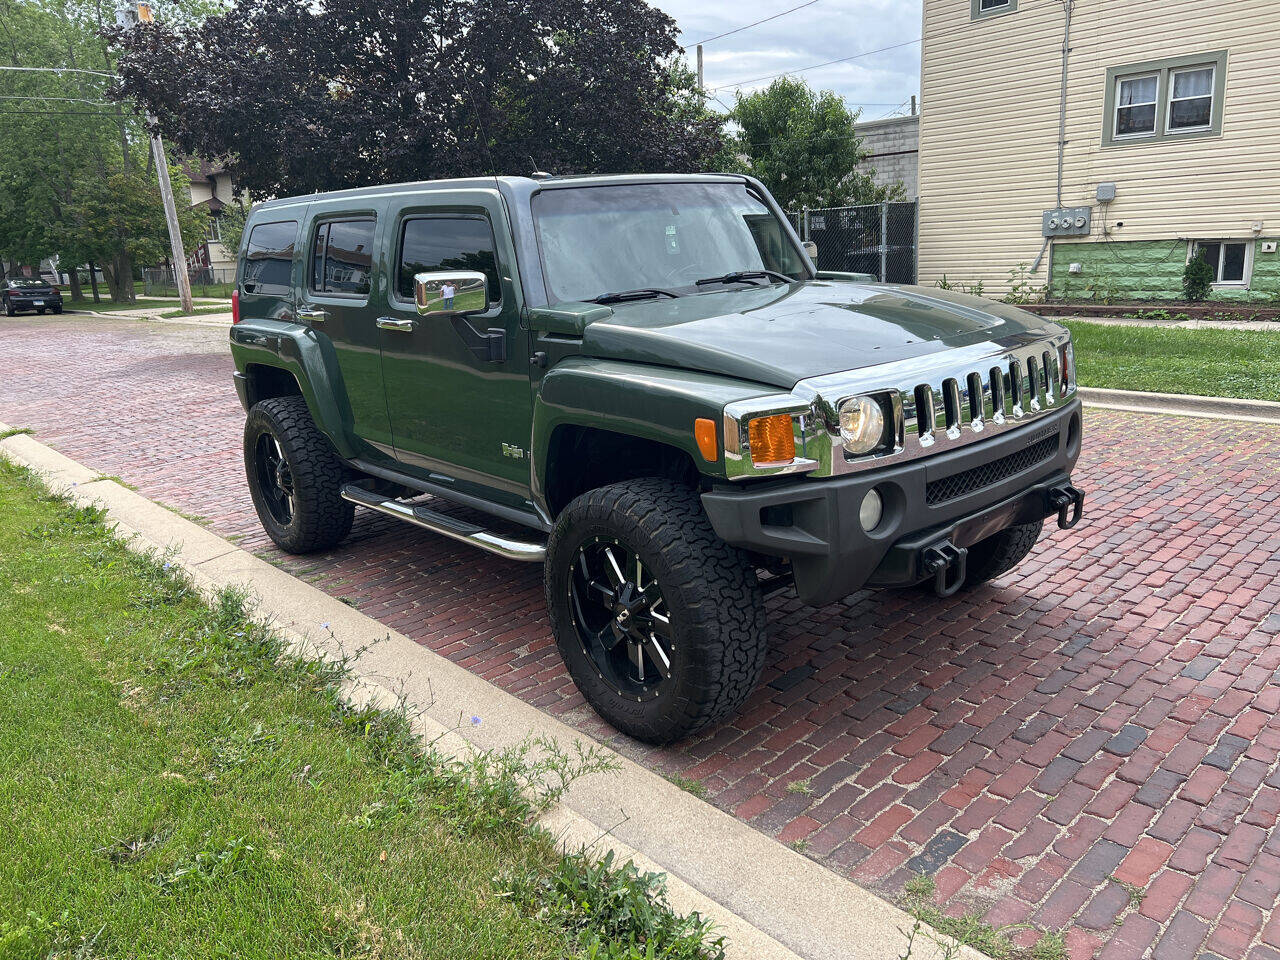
[1064,320,1280,402]
[0,459,722,959]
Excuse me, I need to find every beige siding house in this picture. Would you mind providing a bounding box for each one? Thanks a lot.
[918,0,1280,300]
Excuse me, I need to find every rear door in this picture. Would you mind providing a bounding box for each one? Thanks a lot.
[239,216,301,322]
[295,208,396,462]
[378,193,534,498]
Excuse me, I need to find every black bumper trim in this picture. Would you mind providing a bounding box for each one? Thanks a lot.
[701,399,1083,606]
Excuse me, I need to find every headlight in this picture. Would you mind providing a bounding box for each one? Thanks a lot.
[838,396,886,455]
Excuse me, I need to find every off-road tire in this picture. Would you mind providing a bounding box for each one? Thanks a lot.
[955,520,1043,590]
[244,395,353,553]
[545,478,768,744]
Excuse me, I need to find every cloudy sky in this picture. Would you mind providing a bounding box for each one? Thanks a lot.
[657,0,923,122]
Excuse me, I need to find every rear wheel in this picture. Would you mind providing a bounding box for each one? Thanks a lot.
[4,298,13,317]
[244,395,353,553]
[545,478,768,744]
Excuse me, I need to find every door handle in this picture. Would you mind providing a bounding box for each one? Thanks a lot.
[376,317,417,332]
[296,307,327,323]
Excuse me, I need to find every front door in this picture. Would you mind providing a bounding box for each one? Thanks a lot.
[378,199,533,498]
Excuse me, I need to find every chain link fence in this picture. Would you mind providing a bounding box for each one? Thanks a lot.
[790,201,917,284]
[142,266,236,299]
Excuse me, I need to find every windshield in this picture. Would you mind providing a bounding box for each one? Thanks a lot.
[8,279,49,288]
[531,182,807,304]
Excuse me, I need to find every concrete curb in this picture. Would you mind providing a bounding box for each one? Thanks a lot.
[1078,386,1280,425]
[0,422,977,960]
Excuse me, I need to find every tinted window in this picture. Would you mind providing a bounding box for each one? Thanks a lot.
[243,220,298,295]
[397,218,500,303]
[311,219,376,296]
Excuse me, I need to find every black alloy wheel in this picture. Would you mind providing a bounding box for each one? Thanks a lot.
[254,431,296,526]
[568,536,674,700]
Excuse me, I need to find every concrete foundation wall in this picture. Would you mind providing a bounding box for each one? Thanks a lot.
[1051,239,1280,301]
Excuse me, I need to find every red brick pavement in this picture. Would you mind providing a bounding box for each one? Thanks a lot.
[4,315,1280,959]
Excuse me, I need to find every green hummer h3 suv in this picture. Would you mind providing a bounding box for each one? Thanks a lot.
[230,174,1084,744]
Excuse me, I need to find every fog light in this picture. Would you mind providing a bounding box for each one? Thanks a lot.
[860,488,883,532]
[839,396,886,456]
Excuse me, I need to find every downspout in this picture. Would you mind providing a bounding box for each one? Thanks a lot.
[1032,0,1075,278]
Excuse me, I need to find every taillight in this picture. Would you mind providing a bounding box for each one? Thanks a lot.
[231,288,240,324]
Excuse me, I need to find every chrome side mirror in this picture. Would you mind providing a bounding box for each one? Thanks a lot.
[414,270,488,317]
[802,240,819,260]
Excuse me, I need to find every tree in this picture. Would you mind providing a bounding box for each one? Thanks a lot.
[729,76,903,211]
[216,200,248,259]
[108,0,727,198]
[0,0,208,301]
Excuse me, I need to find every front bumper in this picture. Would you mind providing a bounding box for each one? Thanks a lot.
[702,398,1083,605]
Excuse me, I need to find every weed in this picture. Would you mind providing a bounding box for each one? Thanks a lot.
[666,774,708,799]
[1107,875,1145,909]
[1003,264,1045,305]
[786,778,813,795]
[504,848,725,960]
[0,427,34,441]
[791,839,811,854]
[154,836,257,892]
[899,872,1066,960]
[935,275,986,297]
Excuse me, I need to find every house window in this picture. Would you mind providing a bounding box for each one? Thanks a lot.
[1103,51,1226,146]
[971,0,1016,19]
[1168,66,1214,131]
[1192,241,1252,286]
[206,216,222,243]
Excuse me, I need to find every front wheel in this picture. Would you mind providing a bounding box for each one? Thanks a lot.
[4,299,14,317]
[545,478,768,744]
[243,395,354,553]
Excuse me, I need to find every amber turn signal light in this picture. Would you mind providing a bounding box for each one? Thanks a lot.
[748,414,796,465]
[694,418,718,462]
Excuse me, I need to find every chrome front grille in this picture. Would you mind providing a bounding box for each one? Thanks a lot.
[788,332,1076,478]
[905,344,1065,450]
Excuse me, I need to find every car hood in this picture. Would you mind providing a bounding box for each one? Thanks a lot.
[578,281,1066,390]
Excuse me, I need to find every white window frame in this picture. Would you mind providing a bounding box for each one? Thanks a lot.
[206,216,222,243]
[1113,72,1160,141]
[1190,239,1254,288]
[1166,65,1216,136]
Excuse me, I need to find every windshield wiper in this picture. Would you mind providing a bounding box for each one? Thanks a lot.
[694,270,795,288]
[589,288,682,304]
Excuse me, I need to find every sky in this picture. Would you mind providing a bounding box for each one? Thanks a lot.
[658,0,923,122]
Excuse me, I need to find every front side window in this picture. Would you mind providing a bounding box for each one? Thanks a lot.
[243,220,298,295]
[1105,52,1226,146]
[1115,74,1158,137]
[531,182,807,305]
[397,217,500,305]
[311,219,375,296]
[1193,240,1250,285]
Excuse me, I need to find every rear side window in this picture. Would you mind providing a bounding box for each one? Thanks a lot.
[243,220,298,295]
[311,219,376,296]
[397,217,500,303]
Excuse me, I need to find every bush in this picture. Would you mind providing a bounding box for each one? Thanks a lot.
[1182,256,1215,300]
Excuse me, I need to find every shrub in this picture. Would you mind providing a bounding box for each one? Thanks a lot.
[1182,256,1215,300]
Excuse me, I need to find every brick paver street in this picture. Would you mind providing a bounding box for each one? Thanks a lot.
[4,315,1279,959]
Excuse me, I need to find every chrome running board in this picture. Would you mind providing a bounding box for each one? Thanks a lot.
[340,484,547,562]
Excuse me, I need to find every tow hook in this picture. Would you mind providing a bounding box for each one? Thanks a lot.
[1047,484,1085,530]
[922,541,968,598]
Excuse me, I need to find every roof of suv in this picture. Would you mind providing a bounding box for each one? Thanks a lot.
[252,172,750,214]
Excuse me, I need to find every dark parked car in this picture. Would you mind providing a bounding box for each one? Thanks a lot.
[229,174,1084,743]
[3,278,63,316]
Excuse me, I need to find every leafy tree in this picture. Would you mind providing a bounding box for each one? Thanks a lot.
[729,76,903,211]
[108,0,727,197]
[0,0,207,301]
[216,200,248,258]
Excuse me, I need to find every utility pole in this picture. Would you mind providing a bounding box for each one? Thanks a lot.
[696,44,704,89]
[150,133,194,313]
[114,1,193,313]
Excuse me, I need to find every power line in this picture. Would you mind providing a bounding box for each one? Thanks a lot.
[0,65,114,78]
[0,95,114,106]
[710,36,922,90]
[0,108,124,118]
[689,0,822,46]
